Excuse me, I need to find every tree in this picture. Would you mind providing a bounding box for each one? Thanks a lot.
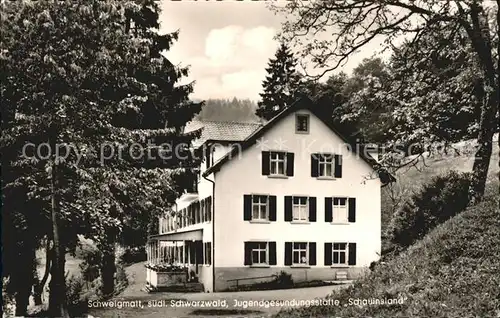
[338,58,395,143]
[273,0,499,202]
[1,0,201,315]
[386,23,484,151]
[256,42,303,120]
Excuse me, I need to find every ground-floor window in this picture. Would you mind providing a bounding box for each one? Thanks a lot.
[292,242,308,265]
[285,242,316,266]
[325,242,356,266]
[244,241,277,266]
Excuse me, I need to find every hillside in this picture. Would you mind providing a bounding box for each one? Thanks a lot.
[275,181,499,317]
[381,134,499,234]
[194,98,261,123]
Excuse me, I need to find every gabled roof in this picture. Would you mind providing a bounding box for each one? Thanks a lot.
[184,120,262,149]
[202,96,395,185]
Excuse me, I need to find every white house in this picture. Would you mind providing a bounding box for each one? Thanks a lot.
[146,97,393,292]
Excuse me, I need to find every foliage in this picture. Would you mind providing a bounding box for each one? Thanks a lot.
[120,246,147,265]
[275,181,500,317]
[336,58,395,144]
[256,42,303,120]
[65,275,87,317]
[386,24,485,149]
[145,263,188,273]
[272,0,499,202]
[273,271,294,289]
[78,244,101,283]
[1,0,202,314]
[388,171,472,249]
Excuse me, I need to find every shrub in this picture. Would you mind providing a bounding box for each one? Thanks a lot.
[120,246,147,265]
[273,271,294,289]
[388,170,471,248]
[79,245,101,283]
[66,275,88,317]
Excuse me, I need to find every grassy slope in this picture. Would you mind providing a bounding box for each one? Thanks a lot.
[381,135,499,234]
[276,181,499,317]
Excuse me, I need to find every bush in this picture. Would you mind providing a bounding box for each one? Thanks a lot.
[120,246,147,265]
[388,170,471,248]
[79,245,101,283]
[66,275,88,317]
[273,271,294,289]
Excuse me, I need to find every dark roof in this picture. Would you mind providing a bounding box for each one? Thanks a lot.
[184,120,262,148]
[203,96,395,185]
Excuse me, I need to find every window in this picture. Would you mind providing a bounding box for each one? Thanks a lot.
[205,146,214,169]
[252,195,268,220]
[245,241,277,266]
[325,242,356,266]
[251,242,268,265]
[262,151,294,177]
[311,154,342,178]
[318,154,334,177]
[296,114,309,133]
[332,243,348,265]
[293,197,309,221]
[333,197,348,223]
[270,151,286,176]
[206,196,212,221]
[292,242,308,265]
[244,195,276,222]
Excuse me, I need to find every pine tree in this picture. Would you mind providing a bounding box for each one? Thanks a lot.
[256,43,303,120]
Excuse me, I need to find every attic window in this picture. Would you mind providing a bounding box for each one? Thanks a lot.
[296,114,309,134]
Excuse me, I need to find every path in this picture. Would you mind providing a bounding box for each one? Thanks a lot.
[88,262,349,318]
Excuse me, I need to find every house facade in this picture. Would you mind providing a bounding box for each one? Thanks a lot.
[147,97,391,292]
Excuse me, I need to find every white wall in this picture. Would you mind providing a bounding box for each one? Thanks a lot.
[214,109,381,268]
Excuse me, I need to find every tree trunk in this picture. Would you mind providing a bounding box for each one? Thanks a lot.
[34,243,52,305]
[14,245,36,316]
[470,86,498,203]
[100,239,116,298]
[48,162,70,318]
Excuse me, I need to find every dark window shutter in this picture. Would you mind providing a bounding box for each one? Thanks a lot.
[244,195,252,220]
[311,154,319,177]
[268,242,277,265]
[196,241,203,264]
[324,243,332,265]
[190,245,195,264]
[284,196,293,221]
[348,198,356,222]
[261,151,270,175]
[325,197,333,222]
[286,152,294,176]
[206,150,211,169]
[244,242,252,265]
[284,242,292,265]
[334,154,342,178]
[348,243,357,265]
[308,242,316,265]
[269,195,277,221]
[308,197,316,222]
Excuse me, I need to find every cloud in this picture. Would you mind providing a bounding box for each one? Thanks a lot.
[185,25,277,100]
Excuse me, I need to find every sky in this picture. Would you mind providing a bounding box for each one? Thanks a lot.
[158,1,386,101]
